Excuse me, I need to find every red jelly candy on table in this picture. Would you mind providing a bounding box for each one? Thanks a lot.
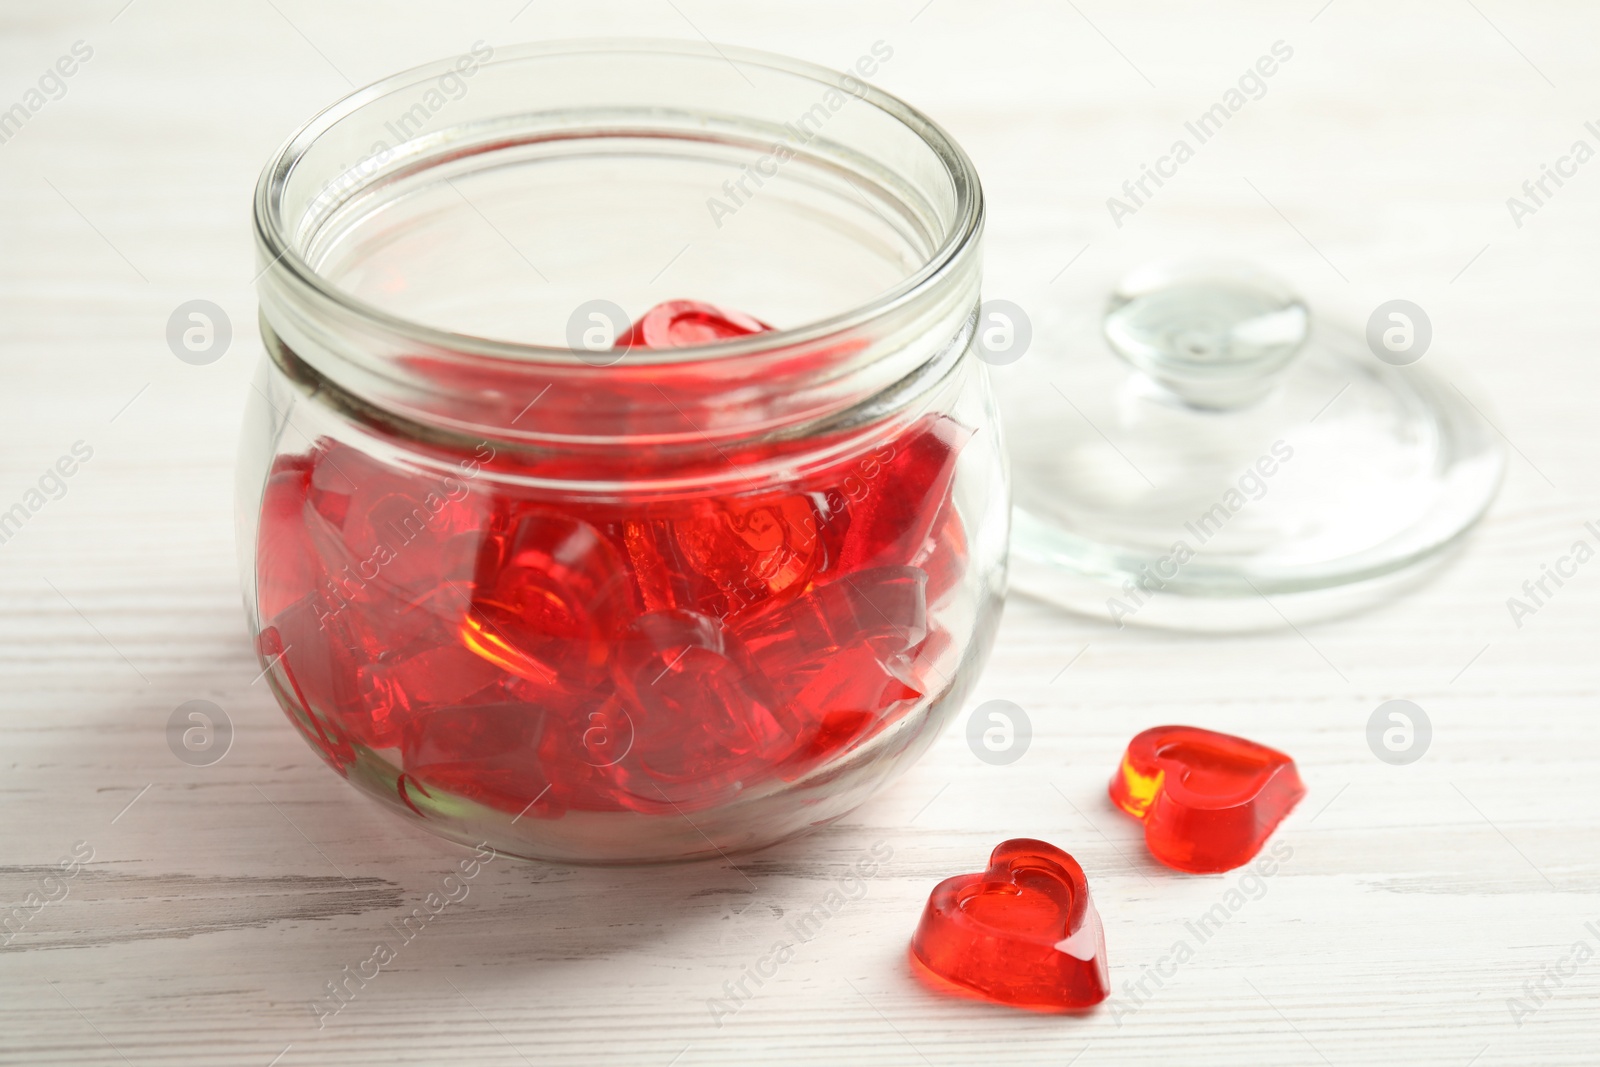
[833,414,971,573]
[617,299,771,349]
[463,507,632,692]
[1109,725,1306,873]
[911,839,1109,1011]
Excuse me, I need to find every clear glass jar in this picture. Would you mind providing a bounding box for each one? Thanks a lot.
[239,40,1006,862]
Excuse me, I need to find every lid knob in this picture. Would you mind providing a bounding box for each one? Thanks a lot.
[1102,261,1310,410]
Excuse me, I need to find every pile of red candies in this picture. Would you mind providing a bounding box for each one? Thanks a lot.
[255,301,970,818]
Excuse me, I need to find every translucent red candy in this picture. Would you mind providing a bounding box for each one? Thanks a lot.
[253,299,971,819]
[835,415,969,575]
[256,454,319,621]
[613,492,823,621]
[398,703,565,818]
[463,507,631,691]
[616,299,770,349]
[911,839,1109,1011]
[1110,725,1305,873]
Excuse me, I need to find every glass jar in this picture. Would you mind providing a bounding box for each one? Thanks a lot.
[239,40,1006,862]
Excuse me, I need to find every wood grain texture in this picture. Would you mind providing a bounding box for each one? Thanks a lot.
[2,1,1597,1064]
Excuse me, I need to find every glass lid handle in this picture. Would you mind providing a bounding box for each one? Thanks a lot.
[1101,261,1311,410]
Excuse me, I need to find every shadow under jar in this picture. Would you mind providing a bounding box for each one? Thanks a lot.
[239,39,1007,863]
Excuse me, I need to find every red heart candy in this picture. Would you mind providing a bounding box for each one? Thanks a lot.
[604,609,793,812]
[617,299,771,349]
[831,414,970,575]
[1110,725,1306,873]
[464,506,632,691]
[911,839,1109,1011]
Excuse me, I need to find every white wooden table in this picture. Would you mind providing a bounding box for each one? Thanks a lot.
[3,1,1597,1063]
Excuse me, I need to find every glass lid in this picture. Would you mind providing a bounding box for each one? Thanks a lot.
[997,261,1506,631]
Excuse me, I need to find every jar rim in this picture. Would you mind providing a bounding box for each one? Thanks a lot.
[252,37,984,369]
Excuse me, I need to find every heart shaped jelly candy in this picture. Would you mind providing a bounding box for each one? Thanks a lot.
[911,839,1109,1011]
[736,566,929,672]
[670,493,822,619]
[464,506,632,691]
[617,299,771,349]
[303,441,486,604]
[833,414,970,575]
[734,567,928,775]
[1110,725,1305,873]
[606,608,793,811]
[612,494,823,622]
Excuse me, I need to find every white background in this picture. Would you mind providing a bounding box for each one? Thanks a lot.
[1,1,1597,1064]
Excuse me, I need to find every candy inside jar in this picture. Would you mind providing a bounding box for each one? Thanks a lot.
[257,301,971,824]
[242,41,1004,861]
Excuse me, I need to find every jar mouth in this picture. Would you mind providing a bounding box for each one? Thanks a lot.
[252,37,983,369]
